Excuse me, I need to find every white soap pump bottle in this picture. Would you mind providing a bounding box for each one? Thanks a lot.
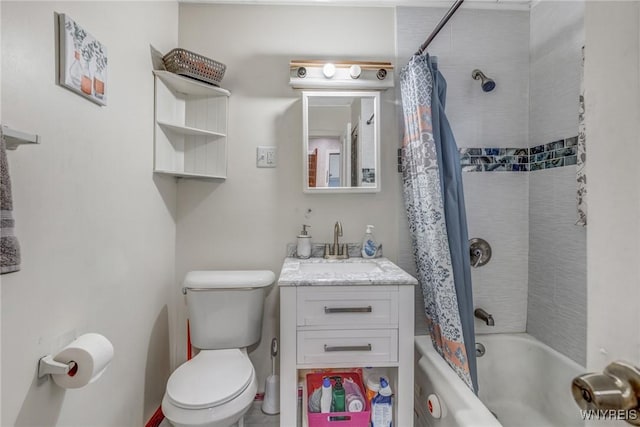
[361,225,378,258]
[297,224,312,259]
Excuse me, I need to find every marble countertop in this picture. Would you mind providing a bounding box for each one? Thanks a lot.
[278,257,418,287]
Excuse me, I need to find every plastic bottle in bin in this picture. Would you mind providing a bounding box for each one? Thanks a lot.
[343,377,365,412]
[331,376,346,412]
[320,377,332,413]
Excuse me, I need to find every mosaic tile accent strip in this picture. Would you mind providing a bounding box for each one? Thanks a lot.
[460,147,529,172]
[459,136,578,173]
[528,137,577,172]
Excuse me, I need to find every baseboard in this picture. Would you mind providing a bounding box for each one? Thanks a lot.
[145,406,164,427]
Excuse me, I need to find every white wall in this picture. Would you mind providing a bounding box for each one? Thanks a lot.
[527,1,586,366]
[1,2,178,425]
[176,4,398,391]
[584,1,640,372]
[396,7,530,335]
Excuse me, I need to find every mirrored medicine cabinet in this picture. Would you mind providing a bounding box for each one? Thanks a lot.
[302,91,381,193]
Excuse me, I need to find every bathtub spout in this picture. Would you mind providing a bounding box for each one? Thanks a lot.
[474,308,495,326]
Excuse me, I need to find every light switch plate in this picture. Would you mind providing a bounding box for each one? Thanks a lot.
[257,146,277,168]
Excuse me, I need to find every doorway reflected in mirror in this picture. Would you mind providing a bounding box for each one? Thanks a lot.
[303,91,381,193]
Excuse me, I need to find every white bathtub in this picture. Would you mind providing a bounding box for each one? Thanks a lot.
[414,333,585,427]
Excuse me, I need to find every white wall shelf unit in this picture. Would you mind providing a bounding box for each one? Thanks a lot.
[153,70,230,179]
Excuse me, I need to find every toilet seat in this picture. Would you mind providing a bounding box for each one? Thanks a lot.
[166,349,254,410]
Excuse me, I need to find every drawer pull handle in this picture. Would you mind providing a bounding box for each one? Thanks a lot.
[324,344,372,352]
[324,306,372,314]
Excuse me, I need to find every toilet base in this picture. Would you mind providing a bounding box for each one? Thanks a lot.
[164,414,245,427]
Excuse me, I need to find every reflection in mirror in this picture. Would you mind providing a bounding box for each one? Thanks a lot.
[303,91,381,193]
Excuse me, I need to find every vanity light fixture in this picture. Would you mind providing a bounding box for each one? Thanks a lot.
[289,60,394,90]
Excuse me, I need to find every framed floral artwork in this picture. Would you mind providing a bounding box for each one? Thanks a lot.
[58,14,107,106]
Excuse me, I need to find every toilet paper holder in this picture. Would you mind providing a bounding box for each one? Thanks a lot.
[572,360,640,425]
[38,355,76,378]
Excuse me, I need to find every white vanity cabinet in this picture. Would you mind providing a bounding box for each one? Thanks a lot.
[153,70,229,179]
[278,257,417,427]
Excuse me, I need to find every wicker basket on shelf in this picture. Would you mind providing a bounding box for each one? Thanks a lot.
[163,48,226,86]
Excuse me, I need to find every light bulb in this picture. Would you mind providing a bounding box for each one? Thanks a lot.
[323,63,336,79]
[349,64,362,79]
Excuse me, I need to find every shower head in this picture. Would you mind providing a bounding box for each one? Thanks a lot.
[472,69,496,92]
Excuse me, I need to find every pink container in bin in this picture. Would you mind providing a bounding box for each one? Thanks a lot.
[306,372,371,427]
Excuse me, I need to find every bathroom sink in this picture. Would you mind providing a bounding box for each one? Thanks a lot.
[298,261,382,274]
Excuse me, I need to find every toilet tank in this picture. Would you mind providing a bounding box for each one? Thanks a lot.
[183,270,275,350]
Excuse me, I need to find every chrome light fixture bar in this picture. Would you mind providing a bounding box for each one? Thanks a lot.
[289,60,394,90]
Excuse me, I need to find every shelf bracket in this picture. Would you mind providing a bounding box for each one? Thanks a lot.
[2,125,40,150]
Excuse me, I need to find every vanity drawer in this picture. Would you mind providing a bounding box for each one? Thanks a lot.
[297,329,398,364]
[296,286,398,327]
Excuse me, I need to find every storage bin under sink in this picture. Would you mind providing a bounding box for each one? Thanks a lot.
[306,371,370,427]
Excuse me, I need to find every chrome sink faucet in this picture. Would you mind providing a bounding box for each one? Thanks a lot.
[474,308,495,326]
[333,221,342,253]
[324,221,349,259]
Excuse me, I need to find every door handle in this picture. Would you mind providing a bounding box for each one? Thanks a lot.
[324,344,372,352]
[324,306,372,314]
[572,360,640,425]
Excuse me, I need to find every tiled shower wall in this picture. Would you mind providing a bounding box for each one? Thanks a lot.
[395,7,531,335]
[527,1,586,366]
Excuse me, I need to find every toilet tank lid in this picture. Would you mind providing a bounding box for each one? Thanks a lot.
[183,270,276,289]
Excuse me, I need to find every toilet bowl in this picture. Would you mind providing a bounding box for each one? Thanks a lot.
[162,270,275,427]
[162,349,257,427]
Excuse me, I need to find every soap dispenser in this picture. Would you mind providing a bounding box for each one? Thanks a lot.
[361,225,378,258]
[297,225,312,259]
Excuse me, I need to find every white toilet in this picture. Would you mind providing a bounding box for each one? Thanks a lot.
[162,270,276,427]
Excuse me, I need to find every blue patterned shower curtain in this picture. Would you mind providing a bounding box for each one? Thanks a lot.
[400,54,478,392]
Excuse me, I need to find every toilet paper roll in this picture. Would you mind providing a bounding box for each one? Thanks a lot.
[51,333,114,389]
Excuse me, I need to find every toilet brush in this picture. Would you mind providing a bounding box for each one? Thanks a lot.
[262,337,280,415]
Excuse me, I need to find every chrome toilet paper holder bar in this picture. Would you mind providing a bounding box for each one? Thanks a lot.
[38,355,75,378]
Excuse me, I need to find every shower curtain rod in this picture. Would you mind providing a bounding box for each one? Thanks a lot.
[415,0,465,56]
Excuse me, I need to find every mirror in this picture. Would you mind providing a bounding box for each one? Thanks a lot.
[303,91,381,193]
